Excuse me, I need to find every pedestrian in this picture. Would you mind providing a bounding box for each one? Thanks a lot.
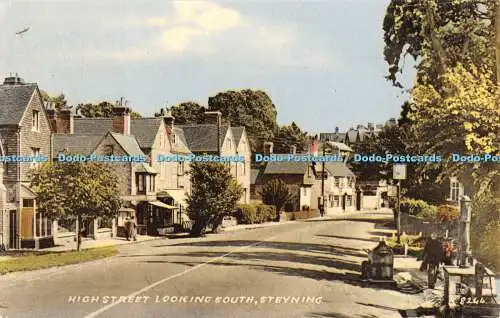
[124,217,130,241]
[420,232,443,289]
[130,216,137,241]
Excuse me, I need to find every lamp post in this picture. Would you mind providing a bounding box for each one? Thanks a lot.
[392,164,407,244]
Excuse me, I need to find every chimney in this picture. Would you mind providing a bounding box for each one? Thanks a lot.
[205,111,222,154]
[163,108,175,130]
[56,107,74,134]
[204,111,222,125]
[263,141,274,156]
[112,100,131,135]
[335,126,339,133]
[3,74,25,85]
[45,102,57,133]
[290,145,297,154]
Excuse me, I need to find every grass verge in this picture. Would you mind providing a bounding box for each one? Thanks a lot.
[386,234,424,258]
[0,245,117,275]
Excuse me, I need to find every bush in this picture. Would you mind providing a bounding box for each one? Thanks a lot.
[477,221,500,273]
[436,204,459,223]
[256,204,276,223]
[235,204,257,224]
[400,198,437,221]
[235,204,276,224]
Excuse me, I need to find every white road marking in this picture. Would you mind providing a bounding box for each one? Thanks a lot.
[84,232,283,318]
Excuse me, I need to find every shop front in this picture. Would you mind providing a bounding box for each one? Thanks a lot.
[136,200,176,236]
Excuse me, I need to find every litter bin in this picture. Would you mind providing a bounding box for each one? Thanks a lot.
[369,240,394,280]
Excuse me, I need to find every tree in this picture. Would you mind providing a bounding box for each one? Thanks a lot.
[186,162,243,236]
[154,101,206,124]
[273,122,309,154]
[30,159,122,251]
[208,89,278,153]
[40,91,68,110]
[75,101,142,118]
[260,179,296,221]
[383,0,495,89]
[410,63,500,194]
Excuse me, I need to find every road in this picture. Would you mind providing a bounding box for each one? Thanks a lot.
[0,213,424,318]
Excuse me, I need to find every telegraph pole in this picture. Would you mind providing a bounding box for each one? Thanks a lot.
[321,143,325,217]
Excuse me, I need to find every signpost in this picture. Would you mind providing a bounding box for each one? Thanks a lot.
[392,164,407,244]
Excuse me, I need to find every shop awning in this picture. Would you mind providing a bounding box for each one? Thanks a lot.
[149,201,177,209]
[119,207,135,212]
[157,189,188,207]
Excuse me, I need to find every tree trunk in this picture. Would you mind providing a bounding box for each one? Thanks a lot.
[190,221,206,237]
[76,216,82,251]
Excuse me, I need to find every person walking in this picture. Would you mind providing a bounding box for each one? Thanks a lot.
[129,216,137,241]
[420,233,443,289]
[124,217,131,241]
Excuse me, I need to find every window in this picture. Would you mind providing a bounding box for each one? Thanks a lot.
[333,196,340,207]
[149,175,155,192]
[98,216,113,229]
[172,134,176,144]
[329,195,334,208]
[334,177,340,188]
[30,147,40,169]
[302,188,308,196]
[346,195,352,206]
[451,180,460,201]
[32,110,40,131]
[104,145,113,156]
[348,177,354,188]
[178,162,185,175]
[23,199,34,207]
[250,187,256,195]
[137,174,146,193]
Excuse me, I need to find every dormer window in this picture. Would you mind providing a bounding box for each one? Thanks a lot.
[104,145,114,156]
[172,134,176,144]
[32,110,40,131]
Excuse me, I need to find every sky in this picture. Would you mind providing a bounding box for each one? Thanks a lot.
[0,0,415,133]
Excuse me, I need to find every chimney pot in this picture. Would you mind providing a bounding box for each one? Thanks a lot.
[263,141,274,156]
[112,105,131,135]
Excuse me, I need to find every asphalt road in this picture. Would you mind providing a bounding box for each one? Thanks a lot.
[0,214,423,318]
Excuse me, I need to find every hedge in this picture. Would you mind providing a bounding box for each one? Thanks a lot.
[400,198,437,221]
[235,204,276,224]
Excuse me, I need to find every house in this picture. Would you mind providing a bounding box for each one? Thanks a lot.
[178,111,251,204]
[51,104,191,240]
[312,162,357,214]
[0,75,53,249]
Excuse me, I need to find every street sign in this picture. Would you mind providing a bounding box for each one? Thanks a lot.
[393,164,407,180]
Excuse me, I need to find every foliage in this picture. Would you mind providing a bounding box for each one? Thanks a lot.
[40,91,68,110]
[30,159,122,251]
[400,198,437,218]
[410,64,500,194]
[0,246,117,275]
[208,89,278,153]
[186,162,243,236]
[75,101,142,118]
[436,204,459,223]
[260,179,296,220]
[285,210,319,220]
[234,204,276,224]
[477,221,500,273]
[235,204,257,224]
[273,122,309,154]
[155,101,206,125]
[383,0,495,88]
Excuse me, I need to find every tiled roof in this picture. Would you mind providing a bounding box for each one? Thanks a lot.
[110,132,144,156]
[231,127,245,146]
[130,118,162,148]
[264,159,309,175]
[73,118,112,135]
[178,124,230,152]
[320,132,346,143]
[324,162,355,177]
[52,134,103,155]
[0,84,37,126]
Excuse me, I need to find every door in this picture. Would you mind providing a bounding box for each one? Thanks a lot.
[9,210,17,249]
[356,190,362,210]
[342,194,346,211]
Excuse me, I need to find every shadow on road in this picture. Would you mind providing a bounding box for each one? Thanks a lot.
[307,313,379,318]
[316,235,379,243]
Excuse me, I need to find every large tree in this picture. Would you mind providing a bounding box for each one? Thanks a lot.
[75,101,142,118]
[208,89,278,153]
[383,0,495,89]
[154,101,206,125]
[273,122,309,154]
[30,159,122,251]
[186,162,243,236]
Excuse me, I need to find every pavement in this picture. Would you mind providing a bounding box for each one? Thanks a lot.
[0,209,431,318]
